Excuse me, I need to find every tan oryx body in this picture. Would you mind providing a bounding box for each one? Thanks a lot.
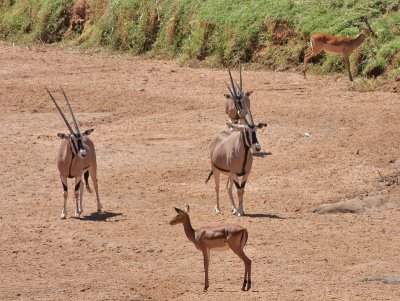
[207,68,266,216]
[224,63,253,124]
[47,88,101,219]
[170,206,251,291]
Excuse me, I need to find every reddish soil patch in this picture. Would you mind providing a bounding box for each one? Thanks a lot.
[0,43,400,300]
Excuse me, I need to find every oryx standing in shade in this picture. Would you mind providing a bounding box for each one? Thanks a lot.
[206,71,266,216]
[47,87,102,219]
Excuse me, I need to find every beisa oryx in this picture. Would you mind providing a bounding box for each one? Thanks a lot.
[47,87,102,219]
[224,62,253,124]
[206,70,267,216]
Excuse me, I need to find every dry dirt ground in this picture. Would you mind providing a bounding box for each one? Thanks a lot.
[1,43,400,301]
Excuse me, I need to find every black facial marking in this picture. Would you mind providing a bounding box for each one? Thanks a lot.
[77,139,85,152]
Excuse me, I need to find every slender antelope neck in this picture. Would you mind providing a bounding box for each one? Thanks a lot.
[182,215,196,243]
[351,33,367,50]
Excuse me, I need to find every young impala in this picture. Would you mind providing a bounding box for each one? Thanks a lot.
[170,206,251,291]
[303,17,376,81]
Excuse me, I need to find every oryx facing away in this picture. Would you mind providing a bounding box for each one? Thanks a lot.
[224,62,253,124]
[47,87,102,219]
[206,73,267,216]
[170,206,251,291]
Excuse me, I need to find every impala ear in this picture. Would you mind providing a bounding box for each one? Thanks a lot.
[57,133,68,139]
[224,93,231,99]
[83,129,94,136]
[245,90,253,97]
[185,205,190,213]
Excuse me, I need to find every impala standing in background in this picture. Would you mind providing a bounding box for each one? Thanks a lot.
[303,17,376,81]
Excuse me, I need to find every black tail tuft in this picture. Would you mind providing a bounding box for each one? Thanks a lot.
[84,171,92,193]
[205,170,213,183]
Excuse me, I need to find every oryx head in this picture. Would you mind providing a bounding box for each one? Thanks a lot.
[227,122,267,153]
[225,62,253,123]
[47,87,93,158]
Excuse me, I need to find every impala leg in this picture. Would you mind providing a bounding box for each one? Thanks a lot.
[213,168,221,214]
[89,165,102,213]
[202,249,210,291]
[60,175,68,219]
[228,236,251,291]
[303,51,314,78]
[343,55,353,81]
[226,177,238,214]
[74,176,82,217]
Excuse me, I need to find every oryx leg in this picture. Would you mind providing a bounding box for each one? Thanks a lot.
[89,164,102,213]
[74,175,83,217]
[202,248,210,291]
[60,175,68,219]
[231,173,250,216]
[226,177,238,214]
[213,167,222,214]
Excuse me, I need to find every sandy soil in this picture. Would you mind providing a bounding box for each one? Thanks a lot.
[1,43,400,301]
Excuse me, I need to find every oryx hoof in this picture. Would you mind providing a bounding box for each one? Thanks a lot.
[231,207,238,215]
[237,211,245,217]
[60,213,67,219]
[203,285,209,292]
[214,206,221,214]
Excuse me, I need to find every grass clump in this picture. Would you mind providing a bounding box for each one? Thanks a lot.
[0,0,399,82]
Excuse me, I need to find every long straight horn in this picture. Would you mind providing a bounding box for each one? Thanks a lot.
[225,82,243,113]
[60,86,81,135]
[46,87,74,134]
[239,61,243,94]
[227,66,238,98]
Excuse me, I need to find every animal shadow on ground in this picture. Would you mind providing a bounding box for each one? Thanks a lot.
[246,213,284,219]
[78,211,123,222]
[253,151,272,158]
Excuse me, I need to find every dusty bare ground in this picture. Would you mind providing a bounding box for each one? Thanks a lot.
[1,42,400,301]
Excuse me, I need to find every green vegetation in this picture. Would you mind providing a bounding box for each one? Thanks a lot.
[1,0,399,81]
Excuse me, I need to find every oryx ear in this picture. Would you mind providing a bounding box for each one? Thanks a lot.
[245,90,253,97]
[227,123,243,131]
[224,93,231,99]
[57,133,68,139]
[185,205,190,213]
[83,129,94,136]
